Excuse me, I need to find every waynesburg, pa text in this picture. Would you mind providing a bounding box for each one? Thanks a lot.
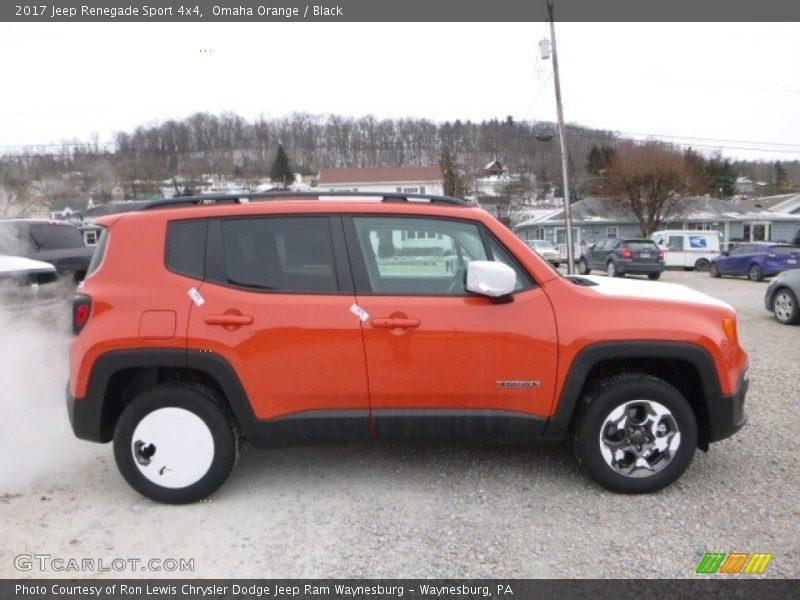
[15,584,515,598]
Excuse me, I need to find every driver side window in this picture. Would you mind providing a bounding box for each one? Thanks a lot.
[351,217,532,295]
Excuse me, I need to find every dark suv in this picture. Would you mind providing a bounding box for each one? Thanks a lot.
[0,219,95,282]
[577,238,665,279]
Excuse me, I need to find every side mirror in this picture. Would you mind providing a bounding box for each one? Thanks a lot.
[466,261,516,298]
[587,243,595,251]
[721,250,729,257]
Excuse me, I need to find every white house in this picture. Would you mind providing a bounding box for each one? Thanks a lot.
[316,166,445,197]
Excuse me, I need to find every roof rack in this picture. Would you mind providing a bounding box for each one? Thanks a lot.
[141,190,469,210]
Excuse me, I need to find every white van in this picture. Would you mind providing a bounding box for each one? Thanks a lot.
[650,230,721,271]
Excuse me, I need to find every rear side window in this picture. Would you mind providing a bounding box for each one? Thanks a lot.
[772,246,800,255]
[85,228,108,278]
[167,220,206,279]
[219,217,337,293]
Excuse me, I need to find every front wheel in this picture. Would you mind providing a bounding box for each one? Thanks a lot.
[748,264,764,282]
[772,288,800,325]
[577,259,590,275]
[113,383,239,504]
[573,373,697,493]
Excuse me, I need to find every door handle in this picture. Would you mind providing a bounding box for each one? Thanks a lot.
[371,318,420,329]
[205,314,254,326]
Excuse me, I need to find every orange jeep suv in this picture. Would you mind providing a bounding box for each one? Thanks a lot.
[67,192,749,503]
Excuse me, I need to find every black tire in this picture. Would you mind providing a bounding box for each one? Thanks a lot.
[772,287,800,325]
[748,264,764,282]
[695,258,711,272]
[709,262,721,278]
[551,262,560,269]
[572,373,697,494]
[577,259,590,275]
[113,383,239,504]
[606,261,623,277]
[647,272,661,280]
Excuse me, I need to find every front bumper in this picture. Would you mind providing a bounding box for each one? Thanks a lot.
[707,371,749,443]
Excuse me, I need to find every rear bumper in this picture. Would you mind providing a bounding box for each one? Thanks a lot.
[617,261,665,274]
[708,371,749,443]
[66,383,108,443]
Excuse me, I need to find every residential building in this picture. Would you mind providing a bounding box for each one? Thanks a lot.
[515,196,800,258]
[316,166,444,196]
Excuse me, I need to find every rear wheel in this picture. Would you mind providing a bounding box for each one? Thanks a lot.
[113,383,239,504]
[748,264,764,282]
[573,374,697,493]
[606,261,623,277]
[694,258,710,272]
[772,288,800,325]
[577,259,590,275]
[709,262,721,278]
[647,272,661,280]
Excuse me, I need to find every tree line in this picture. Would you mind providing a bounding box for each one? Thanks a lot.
[1,111,797,217]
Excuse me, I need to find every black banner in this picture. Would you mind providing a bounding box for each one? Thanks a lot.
[1,580,798,600]
[3,0,800,22]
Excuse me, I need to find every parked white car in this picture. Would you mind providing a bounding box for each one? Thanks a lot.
[0,254,60,309]
[650,230,721,271]
[526,239,561,267]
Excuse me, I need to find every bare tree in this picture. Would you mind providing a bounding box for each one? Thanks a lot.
[603,142,706,237]
[0,163,41,217]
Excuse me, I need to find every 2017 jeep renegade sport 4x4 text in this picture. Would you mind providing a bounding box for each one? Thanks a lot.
[67,192,748,503]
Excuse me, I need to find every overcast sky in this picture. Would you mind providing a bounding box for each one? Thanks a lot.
[1,22,799,161]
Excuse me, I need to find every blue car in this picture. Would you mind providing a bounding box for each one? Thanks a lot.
[710,242,800,281]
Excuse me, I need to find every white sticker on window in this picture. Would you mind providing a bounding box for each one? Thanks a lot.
[349,303,369,322]
[188,287,205,307]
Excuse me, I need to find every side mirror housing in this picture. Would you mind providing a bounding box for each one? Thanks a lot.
[466,261,516,298]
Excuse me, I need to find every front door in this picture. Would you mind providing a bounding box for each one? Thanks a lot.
[344,215,558,439]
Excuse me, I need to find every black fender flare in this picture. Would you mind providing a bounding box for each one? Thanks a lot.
[541,341,722,440]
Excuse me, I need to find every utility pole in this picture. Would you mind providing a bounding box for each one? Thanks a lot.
[546,0,575,274]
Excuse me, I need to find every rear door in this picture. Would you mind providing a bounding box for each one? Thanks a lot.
[344,215,558,439]
[185,215,370,439]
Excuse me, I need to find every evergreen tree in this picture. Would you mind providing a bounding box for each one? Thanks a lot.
[706,156,736,197]
[270,144,293,188]
[586,145,603,176]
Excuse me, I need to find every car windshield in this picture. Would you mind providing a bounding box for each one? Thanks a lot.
[529,240,555,250]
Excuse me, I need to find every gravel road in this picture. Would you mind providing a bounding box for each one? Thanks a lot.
[1,271,797,579]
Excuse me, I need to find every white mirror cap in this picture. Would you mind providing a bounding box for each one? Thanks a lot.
[466,261,517,298]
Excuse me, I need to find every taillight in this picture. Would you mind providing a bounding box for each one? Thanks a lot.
[72,295,92,335]
[659,249,665,260]
[621,247,633,259]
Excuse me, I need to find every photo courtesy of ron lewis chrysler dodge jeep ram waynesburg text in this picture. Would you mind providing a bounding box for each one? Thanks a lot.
[67,192,748,504]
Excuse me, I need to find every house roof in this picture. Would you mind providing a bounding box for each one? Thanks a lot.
[744,193,800,213]
[317,166,443,185]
